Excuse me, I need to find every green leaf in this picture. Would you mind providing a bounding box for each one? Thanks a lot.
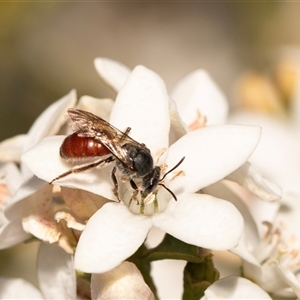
[182,255,220,300]
[127,235,218,300]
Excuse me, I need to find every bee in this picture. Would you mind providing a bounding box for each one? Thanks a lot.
[50,109,184,202]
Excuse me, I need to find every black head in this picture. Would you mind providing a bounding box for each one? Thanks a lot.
[141,166,161,195]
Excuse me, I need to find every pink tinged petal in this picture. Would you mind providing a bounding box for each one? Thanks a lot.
[153,193,244,250]
[21,136,116,200]
[0,162,22,196]
[166,124,262,194]
[201,276,272,299]
[0,219,31,250]
[74,202,152,273]
[0,277,43,299]
[22,184,62,243]
[0,134,27,163]
[8,181,74,252]
[38,243,76,299]
[94,58,131,93]
[225,161,282,201]
[171,70,228,126]
[109,65,170,154]
[77,96,114,122]
[61,187,110,220]
[24,90,77,152]
[91,261,155,300]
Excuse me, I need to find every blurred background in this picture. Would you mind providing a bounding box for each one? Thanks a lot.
[1,2,299,141]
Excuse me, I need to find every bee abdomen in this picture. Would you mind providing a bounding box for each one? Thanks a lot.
[60,132,110,160]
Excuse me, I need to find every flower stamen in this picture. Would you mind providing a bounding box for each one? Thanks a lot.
[189,110,207,130]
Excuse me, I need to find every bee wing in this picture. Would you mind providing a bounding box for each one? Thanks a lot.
[67,109,148,168]
[67,109,111,137]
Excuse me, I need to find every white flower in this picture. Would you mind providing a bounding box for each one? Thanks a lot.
[201,276,272,299]
[230,192,300,298]
[2,90,115,251]
[0,90,77,250]
[0,163,31,249]
[20,64,262,274]
[227,48,300,298]
[95,57,281,203]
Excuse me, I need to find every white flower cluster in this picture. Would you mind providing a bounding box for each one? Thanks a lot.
[0,56,297,299]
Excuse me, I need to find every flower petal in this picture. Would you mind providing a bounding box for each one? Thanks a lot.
[94,58,131,93]
[229,110,300,195]
[201,276,272,299]
[76,95,114,122]
[169,98,189,144]
[202,181,261,251]
[0,277,43,299]
[91,261,154,300]
[243,260,288,295]
[21,184,62,243]
[277,263,300,298]
[24,89,77,152]
[0,218,31,250]
[5,176,47,220]
[38,243,76,299]
[74,202,152,273]
[0,134,27,163]
[60,187,110,220]
[153,192,244,250]
[166,124,261,194]
[109,65,170,154]
[21,136,116,200]
[171,70,228,126]
[151,259,186,299]
[0,162,23,197]
[225,161,281,201]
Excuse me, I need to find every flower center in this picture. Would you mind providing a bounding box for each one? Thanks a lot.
[119,177,171,216]
[119,161,185,216]
[255,221,300,275]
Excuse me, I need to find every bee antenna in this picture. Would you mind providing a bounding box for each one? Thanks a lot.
[160,156,185,181]
[158,183,177,201]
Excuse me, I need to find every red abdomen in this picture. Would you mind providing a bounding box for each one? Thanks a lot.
[60,132,110,160]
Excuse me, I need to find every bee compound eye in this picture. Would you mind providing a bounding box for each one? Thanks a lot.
[142,166,161,194]
[134,150,154,177]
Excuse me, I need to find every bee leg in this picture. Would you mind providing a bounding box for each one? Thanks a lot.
[50,156,114,184]
[111,166,121,202]
[129,180,140,204]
